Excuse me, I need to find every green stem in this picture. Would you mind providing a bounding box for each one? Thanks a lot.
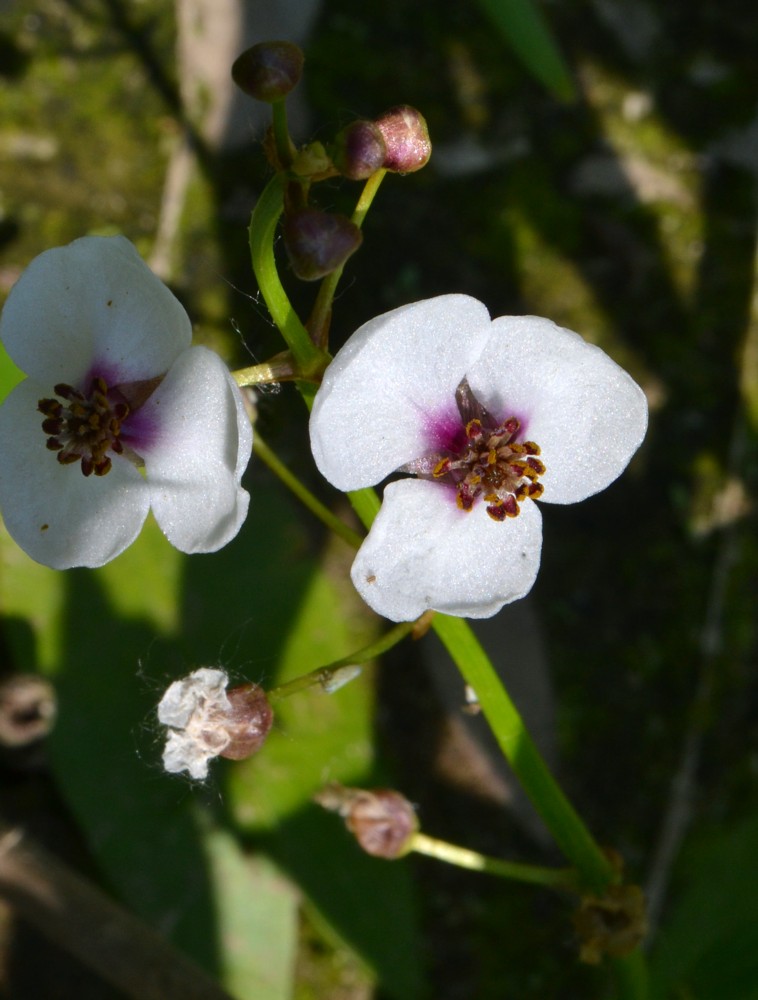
[233,351,297,388]
[308,168,388,348]
[253,433,363,549]
[271,100,294,169]
[612,950,649,1000]
[249,175,329,378]
[410,833,579,891]
[347,487,382,530]
[269,620,415,701]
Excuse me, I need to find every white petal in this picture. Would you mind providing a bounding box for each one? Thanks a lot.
[350,479,543,621]
[0,379,150,568]
[310,295,492,490]
[142,347,252,553]
[466,316,648,504]
[0,236,191,386]
[162,730,215,780]
[157,668,230,729]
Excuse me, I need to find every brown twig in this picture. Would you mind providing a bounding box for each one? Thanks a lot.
[0,824,236,1000]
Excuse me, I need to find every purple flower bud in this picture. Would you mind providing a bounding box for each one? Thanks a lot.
[282,208,363,281]
[332,120,388,180]
[315,784,418,859]
[374,105,432,173]
[231,41,304,103]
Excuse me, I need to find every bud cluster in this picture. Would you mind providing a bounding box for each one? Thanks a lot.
[231,41,431,281]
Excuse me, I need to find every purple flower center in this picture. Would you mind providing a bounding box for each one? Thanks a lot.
[37,374,161,478]
[416,379,545,521]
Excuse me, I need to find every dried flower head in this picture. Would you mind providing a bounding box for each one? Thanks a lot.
[158,668,273,780]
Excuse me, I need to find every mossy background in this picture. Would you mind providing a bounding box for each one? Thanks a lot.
[1,1,757,998]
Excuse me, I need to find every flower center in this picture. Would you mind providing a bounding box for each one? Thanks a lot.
[427,379,545,521]
[38,377,130,477]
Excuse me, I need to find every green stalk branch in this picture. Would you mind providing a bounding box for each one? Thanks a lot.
[253,433,363,549]
[268,620,415,702]
[308,168,387,348]
[270,100,294,170]
[248,175,329,378]
[410,832,579,891]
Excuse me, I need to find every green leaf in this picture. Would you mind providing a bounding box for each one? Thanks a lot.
[0,339,24,403]
[475,0,576,101]
[204,828,298,1000]
[650,816,758,999]
[1,523,221,973]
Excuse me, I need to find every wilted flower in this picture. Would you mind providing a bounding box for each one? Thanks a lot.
[310,295,648,621]
[0,236,252,568]
[158,667,273,780]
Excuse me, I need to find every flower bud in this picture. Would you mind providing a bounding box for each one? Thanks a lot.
[282,208,363,281]
[158,668,273,780]
[374,105,431,173]
[332,120,387,180]
[231,41,304,103]
[315,784,418,859]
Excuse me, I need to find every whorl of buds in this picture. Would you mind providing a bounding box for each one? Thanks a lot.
[315,784,419,859]
[158,668,273,781]
[282,208,363,281]
[231,41,304,103]
[332,120,388,180]
[374,105,431,174]
[573,884,648,964]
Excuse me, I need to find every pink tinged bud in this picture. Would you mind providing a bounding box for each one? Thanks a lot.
[374,105,431,173]
[332,120,388,180]
[282,208,363,281]
[218,682,274,760]
[315,784,419,859]
[231,41,305,103]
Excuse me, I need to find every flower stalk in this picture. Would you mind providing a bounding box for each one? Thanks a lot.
[248,175,329,379]
[252,432,363,549]
[409,832,580,891]
[268,620,415,701]
[232,350,298,388]
[308,168,387,348]
[271,100,295,171]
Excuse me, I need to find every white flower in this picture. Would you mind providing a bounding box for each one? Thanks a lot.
[158,667,232,780]
[310,295,648,621]
[0,236,252,568]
